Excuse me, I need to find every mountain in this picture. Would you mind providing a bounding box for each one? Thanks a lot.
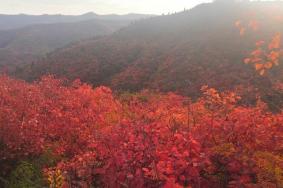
[0,19,129,55]
[0,12,154,30]
[0,13,154,70]
[11,1,283,107]
[0,19,127,70]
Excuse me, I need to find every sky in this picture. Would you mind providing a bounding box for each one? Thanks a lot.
[0,0,212,15]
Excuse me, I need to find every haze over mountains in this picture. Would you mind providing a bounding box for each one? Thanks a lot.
[0,12,153,70]
[2,1,283,187]
[0,1,282,108]
[11,1,283,108]
[0,12,153,30]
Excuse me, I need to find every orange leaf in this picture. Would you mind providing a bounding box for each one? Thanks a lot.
[255,63,263,71]
[235,20,241,28]
[264,62,273,69]
[268,51,280,61]
[259,69,265,76]
[268,33,281,50]
[240,28,246,36]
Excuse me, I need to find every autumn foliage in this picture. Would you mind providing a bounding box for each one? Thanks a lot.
[244,33,282,75]
[0,75,282,188]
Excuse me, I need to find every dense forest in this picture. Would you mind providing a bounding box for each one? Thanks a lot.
[0,75,283,187]
[12,1,283,110]
[0,0,283,188]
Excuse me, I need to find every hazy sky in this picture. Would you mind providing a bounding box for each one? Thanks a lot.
[0,0,212,15]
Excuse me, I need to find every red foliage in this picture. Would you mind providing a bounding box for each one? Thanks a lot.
[0,75,283,187]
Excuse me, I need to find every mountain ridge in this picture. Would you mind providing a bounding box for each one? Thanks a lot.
[0,12,155,30]
[0,13,154,70]
[9,1,283,108]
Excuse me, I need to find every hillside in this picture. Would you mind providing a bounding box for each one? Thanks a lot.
[12,1,283,107]
[1,1,283,187]
[0,14,153,70]
[0,19,130,54]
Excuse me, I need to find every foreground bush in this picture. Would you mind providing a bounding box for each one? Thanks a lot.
[0,75,282,187]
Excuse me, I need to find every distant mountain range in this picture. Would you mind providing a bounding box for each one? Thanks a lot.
[0,12,154,30]
[0,12,154,69]
[0,19,130,55]
[13,1,283,109]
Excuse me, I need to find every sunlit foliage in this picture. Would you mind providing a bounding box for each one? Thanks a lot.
[244,33,282,75]
[0,75,282,187]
